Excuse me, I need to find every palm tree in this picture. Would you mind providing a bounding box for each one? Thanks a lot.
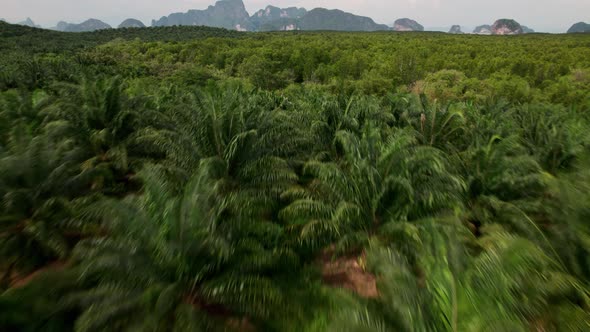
[541,155,590,283]
[0,126,88,282]
[68,165,298,331]
[510,104,589,174]
[459,135,552,242]
[330,222,590,332]
[309,94,393,160]
[385,93,468,151]
[43,76,153,196]
[0,89,52,148]
[462,229,590,331]
[135,82,299,217]
[280,124,464,253]
[0,266,84,331]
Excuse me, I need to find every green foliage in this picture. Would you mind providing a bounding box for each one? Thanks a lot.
[67,165,286,331]
[1,22,590,332]
[0,127,86,274]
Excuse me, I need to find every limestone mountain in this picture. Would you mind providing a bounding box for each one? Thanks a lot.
[51,19,112,32]
[567,22,590,33]
[257,18,300,32]
[17,18,40,28]
[67,19,111,32]
[255,7,389,32]
[51,21,70,31]
[118,19,146,29]
[491,19,523,35]
[449,25,463,34]
[151,0,251,31]
[150,1,388,32]
[250,6,306,30]
[298,8,389,31]
[473,25,492,35]
[393,18,424,31]
[522,26,535,33]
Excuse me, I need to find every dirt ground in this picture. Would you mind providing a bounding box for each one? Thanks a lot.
[320,249,378,298]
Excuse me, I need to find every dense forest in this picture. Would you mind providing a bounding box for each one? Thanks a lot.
[1,21,590,331]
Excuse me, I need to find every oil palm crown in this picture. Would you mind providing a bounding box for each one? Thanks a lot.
[327,217,467,332]
[510,103,589,174]
[0,127,81,276]
[0,265,85,331]
[386,93,468,151]
[133,82,258,172]
[43,76,148,195]
[459,135,553,244]
[305,93,393,160]
[0,89,51,147]
[330,223,590,332]
[459,99,519,149]
[135,82,299,216]
[464,135,547,202]
[280,124,464,252]
[540,155,590,283]
[70,165,291,331]
[461,228,590,331]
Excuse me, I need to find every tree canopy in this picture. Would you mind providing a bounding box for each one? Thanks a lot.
[1,23,590,331]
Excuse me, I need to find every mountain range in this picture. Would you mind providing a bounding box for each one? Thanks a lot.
[17,18,41,28]
[152,0,251,30]
[567,22,590,33]
[152,0,390,32]
[5,0,587,34]
[118,19,146,29]
[250,6,306,31]
[51,19,112,32]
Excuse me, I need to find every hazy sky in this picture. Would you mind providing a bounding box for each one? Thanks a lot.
[1,0,588,32]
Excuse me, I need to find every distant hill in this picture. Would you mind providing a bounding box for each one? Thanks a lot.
[118,19,146,29]
[51,19,112,32]
[567,22,590,33]
[298,8,389,31]
[150,0,388,32]
[257,18,299,31]
[152,0,251,31]
[491,19,523,35]
[473,25,492,35]
[393,18,424,31]
[51,21,70,31]
[250,6,306,30]
[15,0,561,34]
[448,25,463,34]
[17,18,40,28]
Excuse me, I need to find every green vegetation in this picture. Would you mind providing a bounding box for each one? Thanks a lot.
[1,22,590,331]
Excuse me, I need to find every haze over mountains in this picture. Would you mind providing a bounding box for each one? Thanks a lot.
[5,0,588,34]
[568,22,590,33]
[118,19,146,29]
[51,19,112,32]
[17,18,41,28]
[151,0,390,32]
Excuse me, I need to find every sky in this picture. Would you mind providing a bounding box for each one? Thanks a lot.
[1,0,588,32]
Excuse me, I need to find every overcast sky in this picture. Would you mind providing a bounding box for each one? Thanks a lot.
[1,0,588,32]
